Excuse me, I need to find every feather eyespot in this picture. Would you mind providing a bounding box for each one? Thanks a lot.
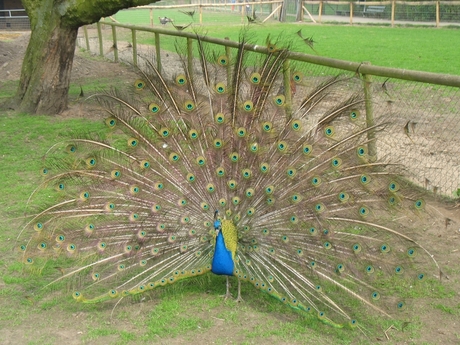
[175,74,187,85]
[217,55,228,66]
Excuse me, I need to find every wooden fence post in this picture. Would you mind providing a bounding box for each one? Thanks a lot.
[155,32,162,73]
[97,22,104,57]
[225,40,232,86]
[318,1,323,23]
[132,29,138,67]
[391,0,395,27]
[362,62,377,162]
[349,2,353,25]
[299,0,304,21]
[187,37,194,83]
[83,26,90,51]
[111,25,118,62]
[283,59,292,119]
[436,1,440,27]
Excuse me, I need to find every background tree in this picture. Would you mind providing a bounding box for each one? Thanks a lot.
[11,0,158,115]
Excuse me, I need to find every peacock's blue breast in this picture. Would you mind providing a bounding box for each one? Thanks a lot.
[211,231,234,276]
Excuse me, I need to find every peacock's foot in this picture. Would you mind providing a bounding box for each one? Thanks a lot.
[220,292,233,300]
[235,295,244,303]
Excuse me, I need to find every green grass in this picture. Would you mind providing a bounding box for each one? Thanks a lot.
[0,113,104,217]
[434,303,460,315]
[104,9,460,75]
[0,80,18,100]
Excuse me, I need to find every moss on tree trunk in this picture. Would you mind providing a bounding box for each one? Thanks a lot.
[16,18,78,114]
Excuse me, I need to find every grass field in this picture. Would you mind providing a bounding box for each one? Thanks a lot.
[104,8,460,75]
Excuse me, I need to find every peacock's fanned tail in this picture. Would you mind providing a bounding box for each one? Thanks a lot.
[18,34,439,327]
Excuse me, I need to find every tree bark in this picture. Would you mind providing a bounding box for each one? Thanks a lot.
[9,0,158,115]
[15,17,78,114]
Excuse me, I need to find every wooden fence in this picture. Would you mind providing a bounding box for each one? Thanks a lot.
[83,21,460,88]
[110,1,284,26]
[114,0,460,27]
[303,0,460,27]
[79,21,460,196]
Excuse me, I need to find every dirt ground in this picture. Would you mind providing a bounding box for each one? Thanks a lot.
[0,32,139,82]
[1,31,460,345]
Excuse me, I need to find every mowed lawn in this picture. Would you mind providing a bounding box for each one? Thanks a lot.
[108,8,460,75]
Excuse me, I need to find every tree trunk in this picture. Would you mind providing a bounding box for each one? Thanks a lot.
[14,20,77,114]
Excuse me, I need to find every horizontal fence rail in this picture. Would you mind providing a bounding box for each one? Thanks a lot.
[77,21,460,197]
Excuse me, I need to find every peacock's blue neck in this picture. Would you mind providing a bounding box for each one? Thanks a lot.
[211,230,235,276]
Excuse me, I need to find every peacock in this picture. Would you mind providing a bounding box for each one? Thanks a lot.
[18,33,440,329]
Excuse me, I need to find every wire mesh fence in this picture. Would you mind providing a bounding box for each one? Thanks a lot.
[76,22,460,197]
[295,0,460,26]
[2,1,459,31]
[0,9,30,30]
[366,77,460,197]
[106,2,283,27]
[109,1,460,27]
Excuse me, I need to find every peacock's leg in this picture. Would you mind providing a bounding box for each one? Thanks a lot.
[220,276,233,300]
[235,278,244,303]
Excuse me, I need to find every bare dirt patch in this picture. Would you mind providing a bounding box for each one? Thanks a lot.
[0,32,139,82]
